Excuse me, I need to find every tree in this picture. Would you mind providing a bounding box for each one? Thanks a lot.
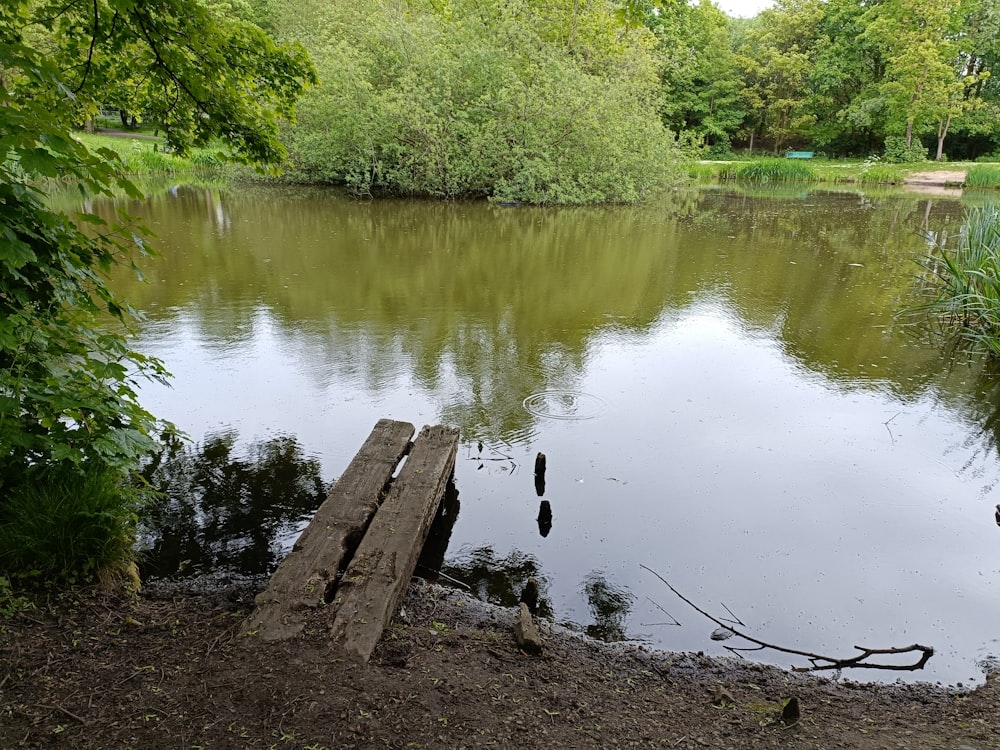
[271,0,677,203]
[736,0,822,154]
[0,0,314,575]
[945,0,1000,158]
[862,0,975,160]
[19,0,313,158]
[655,0,745,154]
[806,0,886,155]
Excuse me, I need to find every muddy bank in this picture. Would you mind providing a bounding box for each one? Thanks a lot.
[1,579,997,749]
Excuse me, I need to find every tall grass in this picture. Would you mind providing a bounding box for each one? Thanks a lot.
[735,158,815,183]
[966,165,1000,188]
[686,162,720,180]
[914,204,1000,356]
[0,463,146,582]
[857,164,904,185]
[74,133,227,175]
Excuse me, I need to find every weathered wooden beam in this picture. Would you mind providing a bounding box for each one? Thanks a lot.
[244,419,415,641]
[330,424,460,662]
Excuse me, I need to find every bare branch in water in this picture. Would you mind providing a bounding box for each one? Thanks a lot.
[639,564,934,672]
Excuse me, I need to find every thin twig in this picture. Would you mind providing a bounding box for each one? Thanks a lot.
[35,703,88,726]
[416,565,471,590]
[884,411,901,444]
[719,602,745,627]
[644,597,681,626]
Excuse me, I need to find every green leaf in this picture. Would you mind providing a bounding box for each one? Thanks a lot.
[0,235,37,269]
[18,148,63,178]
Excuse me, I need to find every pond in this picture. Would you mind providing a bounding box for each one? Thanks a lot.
[96,182,1000,686]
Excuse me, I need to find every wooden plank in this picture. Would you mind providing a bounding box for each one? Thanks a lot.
[244,419,415,641]
[330,423,459,661]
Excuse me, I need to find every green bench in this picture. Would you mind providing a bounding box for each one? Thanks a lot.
[786,151,814,159]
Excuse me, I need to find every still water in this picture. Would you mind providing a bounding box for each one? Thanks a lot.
[100,182,1000,685]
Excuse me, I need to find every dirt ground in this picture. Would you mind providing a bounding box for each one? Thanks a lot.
[903,170,968,186]
[1,579,997,750]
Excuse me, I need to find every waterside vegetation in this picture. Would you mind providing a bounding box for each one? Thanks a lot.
[688,157,978,187]
[915,204,1000,356]
[70,0,1000,201]
[82,130,1000,194]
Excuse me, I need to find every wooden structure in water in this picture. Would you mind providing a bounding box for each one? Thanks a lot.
[245,419,459,661]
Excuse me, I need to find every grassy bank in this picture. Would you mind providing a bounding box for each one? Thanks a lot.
[688,157,992,186]
[75,131,228,175]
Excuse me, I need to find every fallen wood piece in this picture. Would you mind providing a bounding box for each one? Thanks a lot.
[515,602,543,654]
[244,419,416,641]
[330,424,460,662]
[641,564,935,672]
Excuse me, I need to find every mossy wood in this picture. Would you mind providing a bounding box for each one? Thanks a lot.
[329,423,459,662]
[245,419,416,641]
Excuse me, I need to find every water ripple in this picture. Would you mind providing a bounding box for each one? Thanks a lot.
[522,390,609,420]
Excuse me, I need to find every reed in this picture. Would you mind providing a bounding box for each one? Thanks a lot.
[857,165,903,185]
[966,165,1000,188]
[735,158,815,183]
[686,162,719,180]
[914,204,1000,356]
[74,133,225,175]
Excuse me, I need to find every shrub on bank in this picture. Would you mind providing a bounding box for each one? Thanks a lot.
[883,136,929,164]
[276,0,676,204]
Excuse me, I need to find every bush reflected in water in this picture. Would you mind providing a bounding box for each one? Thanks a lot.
[138,432,328,579]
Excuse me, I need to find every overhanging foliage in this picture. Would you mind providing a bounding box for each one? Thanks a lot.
[0,0,314,576]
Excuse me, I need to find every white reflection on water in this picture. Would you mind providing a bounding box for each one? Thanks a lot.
[134,294,1000,686]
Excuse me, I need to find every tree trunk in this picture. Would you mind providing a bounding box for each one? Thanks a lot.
[748,131,755,156]
[936,114,952,161]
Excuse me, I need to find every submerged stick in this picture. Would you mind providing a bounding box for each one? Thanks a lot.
[640,564,934,672]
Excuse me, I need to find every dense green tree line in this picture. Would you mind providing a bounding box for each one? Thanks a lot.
[47,0,999,199]
[260,0,1000,186]
[722,0,1000,160]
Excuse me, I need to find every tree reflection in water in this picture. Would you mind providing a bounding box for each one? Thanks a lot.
[440,546,553,619]
[138,432,328,579]
[582,572,635,642]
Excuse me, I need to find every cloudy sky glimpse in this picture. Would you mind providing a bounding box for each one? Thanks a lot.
[713,0,774,17]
